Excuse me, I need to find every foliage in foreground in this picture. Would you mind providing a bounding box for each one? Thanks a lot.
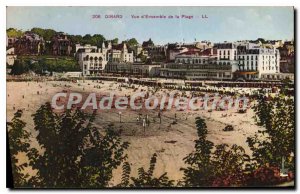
[247,94,295,171]
[7,110,31,187]
[8,103,129,188]
[118,153,174,187]
[180,117,250,187]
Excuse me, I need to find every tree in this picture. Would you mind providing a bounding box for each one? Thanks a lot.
[27,103,129,188]
[80,128,129,187]
[180,117,214,186]
[82,34,92,45]
[7,28,24,38]
[247,93,295,170]
[82,34,105,46]
[180,117,249,187]
[69,35,83,44]
[118,162,131,187]
[10,60,28,75]
[30,28,56,41]
[126,38,139,48]
[256,38,267,44]
[210,144,250,186]
[91,34,106,47]
[14,56,81,74]
[111,38,119,45]
[7,110,32,187]
[118,153,174,187]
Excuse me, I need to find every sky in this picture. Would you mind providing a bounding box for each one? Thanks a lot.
[6,6,294,44]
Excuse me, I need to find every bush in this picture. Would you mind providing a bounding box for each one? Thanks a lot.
[8,103,129,188]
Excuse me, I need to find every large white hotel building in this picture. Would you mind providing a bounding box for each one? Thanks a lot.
[160,42,283,81]
[76,42,134,76]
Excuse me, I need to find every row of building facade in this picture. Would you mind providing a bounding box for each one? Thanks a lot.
[7,32,73,56]
[6,31,294,81]
[75,41,293,81]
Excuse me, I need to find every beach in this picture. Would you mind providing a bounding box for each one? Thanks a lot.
[7,80,265,185]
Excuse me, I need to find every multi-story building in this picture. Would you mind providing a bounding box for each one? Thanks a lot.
[77,44,108,76]
[160,42,282,81]
[215,43,238,61]
[75,44,97,59]
[236,47,280,80]
[214,43,239,79]
[13,32,45,55]
[51,33,73,56]
[278,40,294,73]
[160,48,235,80]
[146,45,167,62]
[76,41,134,76]
[166,43,189,62]
[6,36,18,48]
[133,44,143,57]
[108,43,134,63]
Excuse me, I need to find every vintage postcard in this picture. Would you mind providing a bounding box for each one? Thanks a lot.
[6,6,295,188]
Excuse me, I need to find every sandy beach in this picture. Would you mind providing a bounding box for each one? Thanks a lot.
[7,80,265,185]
